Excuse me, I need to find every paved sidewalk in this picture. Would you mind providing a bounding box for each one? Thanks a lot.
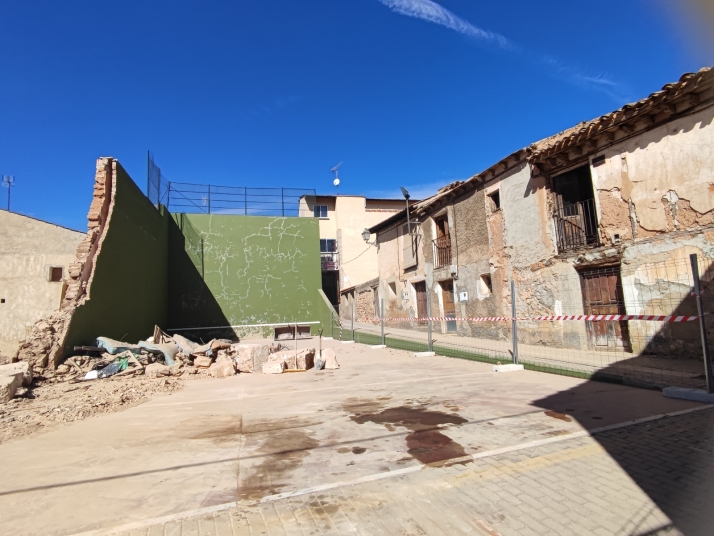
[107,406,714,536]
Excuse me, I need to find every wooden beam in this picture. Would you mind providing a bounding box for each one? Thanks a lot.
[661,103,677,115]
[619,123,636,134]
[687,93,700,106]
[603,131,615,142]
[641,115,655,126]
[555,153,569,166]
[571,146,583,156]
[586,139,599,150]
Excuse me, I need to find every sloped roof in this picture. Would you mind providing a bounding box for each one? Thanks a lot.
[370,65,714,234]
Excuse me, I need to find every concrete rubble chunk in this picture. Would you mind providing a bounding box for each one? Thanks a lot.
[233,343,272,373]
[269,348,316,371]
[193,356,213,368]
[320,348,340,370]
[262,358,285,374]
[0,373,22,403]
[145,363,171,378]
[0,361,33,386]
[209,360,236,378]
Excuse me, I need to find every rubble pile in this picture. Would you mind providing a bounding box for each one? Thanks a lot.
[2,325,341,443]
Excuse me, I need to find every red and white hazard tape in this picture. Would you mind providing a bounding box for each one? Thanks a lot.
[377,314,699,323]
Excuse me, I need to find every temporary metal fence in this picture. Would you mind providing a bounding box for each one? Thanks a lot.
[338,254,714,393]
[145,152,315,217]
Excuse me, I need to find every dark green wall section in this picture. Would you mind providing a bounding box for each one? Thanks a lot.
[63,163,169,350]
[168,214,331,334]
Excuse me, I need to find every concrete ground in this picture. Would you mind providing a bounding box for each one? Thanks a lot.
[0,338,708,536]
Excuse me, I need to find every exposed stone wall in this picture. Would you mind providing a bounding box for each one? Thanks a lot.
[16,158,115,369]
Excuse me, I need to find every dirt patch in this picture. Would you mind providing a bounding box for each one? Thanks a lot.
[0,375,183,444]
[343,399,469,465]
[351,446,366,454]
[544,411,572,422]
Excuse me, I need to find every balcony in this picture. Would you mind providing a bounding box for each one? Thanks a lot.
[554,198,599,252]
[321,252,339,271]
[433,236,452,268]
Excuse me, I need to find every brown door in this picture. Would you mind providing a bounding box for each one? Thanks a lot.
[414,282,427,322]
[440,280,456,332]
[579,267,630,350]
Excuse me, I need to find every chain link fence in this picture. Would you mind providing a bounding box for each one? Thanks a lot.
[335,255,714,392]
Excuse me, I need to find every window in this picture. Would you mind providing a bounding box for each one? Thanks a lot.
[314,205,328,218]
[320,239,337,253]
[553,165,599,251]
[49,266,63,282]
[388,282,397,297]
[480,274,493,295]
[488,191,500,211]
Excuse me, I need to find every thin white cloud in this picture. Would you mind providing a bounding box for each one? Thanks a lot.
[377,0,512,49]
[376,0,631,102]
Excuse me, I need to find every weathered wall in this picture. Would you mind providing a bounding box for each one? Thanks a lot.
[592,106,714,242]
[168,214,330,335]
[62,162,170,352]
[0,212,84,356]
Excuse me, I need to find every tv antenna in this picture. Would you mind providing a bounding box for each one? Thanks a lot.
[331,162,343,193]
[2,175,14,212]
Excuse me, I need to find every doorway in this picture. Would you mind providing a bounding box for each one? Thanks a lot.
[578,266,630,350]
[414,282,427,322]
[321,271,339,312]
[440,280,457,332]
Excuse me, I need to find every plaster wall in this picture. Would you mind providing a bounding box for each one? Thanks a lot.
[0,211,84,355]
[501,163,557,269]
[592,106,714,239]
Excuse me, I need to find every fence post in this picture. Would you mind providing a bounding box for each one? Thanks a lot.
[351,301,355,342]
[207,184,211,214]
[166,182,171,210]
[381,298,385,346]
[690,254,714,394]
[511,280,519,365]
[426,292,433,353]
[282,188,285,217]
[244,187,248,216]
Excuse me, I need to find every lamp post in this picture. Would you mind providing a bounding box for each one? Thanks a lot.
[400,187,411,237]
[2,175,14,212]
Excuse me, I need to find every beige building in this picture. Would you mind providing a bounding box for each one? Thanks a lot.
[299,195,408,312]
[368,66,714,362]
[0,211,85,356]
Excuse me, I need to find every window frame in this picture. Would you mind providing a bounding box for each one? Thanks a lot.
[314,205,328,218]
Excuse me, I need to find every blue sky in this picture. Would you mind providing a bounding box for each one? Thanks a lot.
[1,0,712,230]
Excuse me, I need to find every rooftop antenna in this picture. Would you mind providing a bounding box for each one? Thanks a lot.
[2,175,15,212]
[331,162,343,194]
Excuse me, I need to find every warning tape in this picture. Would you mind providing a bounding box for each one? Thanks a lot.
[376,314,699,323]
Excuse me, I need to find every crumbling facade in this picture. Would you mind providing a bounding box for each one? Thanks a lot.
[370,66,714,358]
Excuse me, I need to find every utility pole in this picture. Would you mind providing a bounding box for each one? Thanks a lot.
[2,175,14,212]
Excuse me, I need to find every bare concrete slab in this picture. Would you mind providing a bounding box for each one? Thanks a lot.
[0,338,702,536]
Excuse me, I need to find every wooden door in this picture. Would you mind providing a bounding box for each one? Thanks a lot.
[579,267,630,350]
[440,280,457,332]
[414,282,427,322]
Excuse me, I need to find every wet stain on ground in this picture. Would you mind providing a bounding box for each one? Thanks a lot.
[336,447,351,454]
[351,446,366,454]
[238,426,319,500]
[343,399,469,465]
[544,411,572,422]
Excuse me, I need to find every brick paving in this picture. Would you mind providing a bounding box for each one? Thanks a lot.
[111,406,714,536]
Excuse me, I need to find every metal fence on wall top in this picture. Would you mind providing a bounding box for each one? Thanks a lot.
[146,152,316,217]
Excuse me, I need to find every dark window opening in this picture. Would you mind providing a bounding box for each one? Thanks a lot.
[314,205,328,218]
[488,191,500,211]
[320,239,337,253]
[1,298,5,304]
[49,267,63,282]
[553,165,599,252]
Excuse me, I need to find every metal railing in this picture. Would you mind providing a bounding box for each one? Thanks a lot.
[555,198,599,252]
[145,153,315,217]
[433,236,452,268]
[321,253,339,271]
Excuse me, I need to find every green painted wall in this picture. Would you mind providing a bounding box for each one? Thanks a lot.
[63,163,169,350]
[168,213,331,335]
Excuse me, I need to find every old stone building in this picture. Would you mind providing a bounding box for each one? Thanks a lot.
[368,66,714,358]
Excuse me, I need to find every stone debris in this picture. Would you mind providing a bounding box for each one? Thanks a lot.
[320,348,340,370]
[270,348,316,371]
[262,358,286,374]
[210,360,236,378]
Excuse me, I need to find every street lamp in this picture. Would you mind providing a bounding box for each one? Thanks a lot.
[362,228,378,249]
[2,175,14,212]
[400,187,411,237]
